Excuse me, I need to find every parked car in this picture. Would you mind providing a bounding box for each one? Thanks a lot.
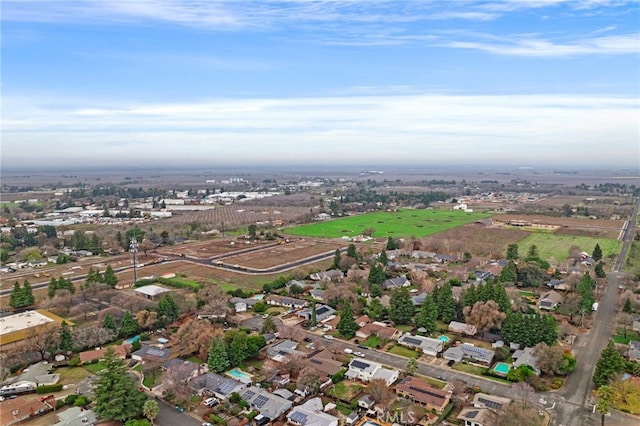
[322,334,334,340]
[204,397,219,407]
[447,359,455,367]
[358,344,369,350]
[354,352,365,357]
[344,348,353,354]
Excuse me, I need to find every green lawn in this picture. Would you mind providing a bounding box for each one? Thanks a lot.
[286,209,491,239]
[326,382,363,401]
[519,233,621,261]
[396,324,414,333]
[452,363,488,375]
[55,367,90,384]
[83,362,107,374]
[362,335,382,348]
[187,356,205,364]
[387,344,420,359]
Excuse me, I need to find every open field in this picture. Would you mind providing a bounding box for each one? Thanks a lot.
[221,239,348,269]
[519,233,621,262]
[286,209,491,239]
[156,238,276,258]
[166,204,310,228]
[493,214,626,240]
[421,224,529,258]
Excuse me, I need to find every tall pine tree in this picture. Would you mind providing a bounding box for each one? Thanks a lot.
[208,338,229,373]
[415,294,438,333]
[593,341,625,387]
[337,304,359,339]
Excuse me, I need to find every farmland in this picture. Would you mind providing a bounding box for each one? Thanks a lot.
[285,209,491,239]
[166,204,310,228]
[518,233,621,262]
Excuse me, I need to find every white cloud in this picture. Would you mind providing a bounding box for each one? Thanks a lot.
[2,93,638,168]
[445,33,640,56]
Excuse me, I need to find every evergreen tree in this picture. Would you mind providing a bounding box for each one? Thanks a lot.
[332,249,342,270]
[415,294,438,333]
[59,321,74,352]
[103,313,117,332]
[499,260,518,283]
[95,347,146,422]
[225,330,248,367]
[347,244,358,259]
[48,277,58,299]
[366,297,385,320]
[592,243,603,262]
[260,315,278,334]
[506,243,519,260]
[9,282,22,308]
[379,250,388,265]
[310,302,317,327]
[593,341,625,387]
[370,284,382,298]
[208,338,230,373]
[405,357,418,375]
[389,288,415,325]
[526,244,539,259]
[501,312,557,347]
[103,265,118,287]
[22,281,35,306]
[595,262,606,278]
[337,304,359,339]
[622,298,634,314]
[386,236,397,251]
[368,264,385,285]
[157,295,179,324]
[142,400,159,425]
[435,283,457,323]
[119,311,139,337]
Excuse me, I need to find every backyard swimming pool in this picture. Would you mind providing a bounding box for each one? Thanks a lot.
[439,335,450,343]
[226,368,253,384]
[493,362,511,375]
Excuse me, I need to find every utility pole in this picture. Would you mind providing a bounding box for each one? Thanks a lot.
[130,235,138,287]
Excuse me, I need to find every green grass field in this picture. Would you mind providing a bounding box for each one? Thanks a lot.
[519,233,621,261]
[286,209,491,239]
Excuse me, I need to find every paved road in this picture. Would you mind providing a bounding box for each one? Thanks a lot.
[155,398,202,426]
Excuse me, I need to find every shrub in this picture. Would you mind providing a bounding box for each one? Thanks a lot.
[209,414,227,425]
[68,357,80,366]
[56,399,66,409]
[247,411,259,420]
[36,383,63,393]
[65,394,78,405]
[140,332,150,341]
[74,395,91,407]
[229,392,241,403]
[238,400,249,409]
[550,378,563,390]
[252,302,267,313]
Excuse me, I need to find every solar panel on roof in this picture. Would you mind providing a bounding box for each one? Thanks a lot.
[403,337,422,346]
[478,397,502,409]
[289,411,308,424]
[218,381,237,395]
[147,348,165,357]
[351,360,370,370]
[407,385,446,400]
[310,359,321,365]
[317,306,329,315]
[254,395,270,408]
[467,410,479,419]
[242,390,255,400]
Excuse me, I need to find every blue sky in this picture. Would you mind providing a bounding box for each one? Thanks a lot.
[2,0,639,170]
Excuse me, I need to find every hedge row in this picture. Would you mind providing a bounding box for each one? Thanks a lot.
[36,383,63,393]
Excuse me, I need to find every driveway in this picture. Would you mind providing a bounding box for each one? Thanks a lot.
[155,398,203,426]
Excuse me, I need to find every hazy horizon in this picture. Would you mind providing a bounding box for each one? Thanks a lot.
[2,1,639,169]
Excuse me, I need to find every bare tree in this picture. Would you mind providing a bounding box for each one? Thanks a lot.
[139,238,156,257]
[72,326,116,351]
[367,378,394,404]
[493,403,540,426]
[512,382,534,410]
[463,300,507,337]
[533,342,566,375]
[284,354,305,379]
[69,303,95,321]
[173,317,222,360]
[617,313,635,339]
[163,362,195,404]
[298,367,322,396]
[136,310,159,330]
[27,324,60,360]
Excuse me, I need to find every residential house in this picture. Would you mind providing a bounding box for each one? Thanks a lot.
[355,322,402,341]
[321,315,341,331]
[546,279,570,291]
[285,280,307,291]
[411,293,427,306]
[241,386,293,420]
[267,340,304,362]
[354,315,371,328]
[310,289,325,301]
[473,271,494,283]
[79,343,130,364]
[287,397,340,426]
[267,295,308,309]
[131,345,172,362]
[0,397,51,426]
[305,350,344,378]
[134,284,171,300]
[310,270,344,283]
[52,406,97,426]
[397,334,444,357]
[345,357,399,386]
[395,376,451,413]
[435,254,455,263]
[357,395,375,410]
[538,290,564,310]
[162,358,200,378]
[297,304,336,322]
[448,321,478,336]
[273,388,294,400]
[189,372,247,399]
[512,347,541,375]
[443,344,494,365]
[346,412,360,425]
[632,318,640,332]
[383,276,410,290]
[472,393,511,411]
[230,297,258,313]
[629,341,640,362]
[457,407,492,426]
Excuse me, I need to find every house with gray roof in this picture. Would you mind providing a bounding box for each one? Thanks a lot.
[538,290,564,311]
[131,345,171,362]
[287,397,339,426]
[632,318,640,332]
[628,341,640,362]
[345,357,399,386]
[266,339,303,362]
[411,293,427,306]
[512,347,540,375]
[241,386,293,420]
[457,407,492,426]
[472,393,511,411]
[310,289,325,301]
[267,295,308,309]
[443,343,494,365]
[189,372,247,399]
[297,304,335,322]
[383,276,410,290]
[53,407,97,426]
[398,333,444,356]
[310,269,344,282]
